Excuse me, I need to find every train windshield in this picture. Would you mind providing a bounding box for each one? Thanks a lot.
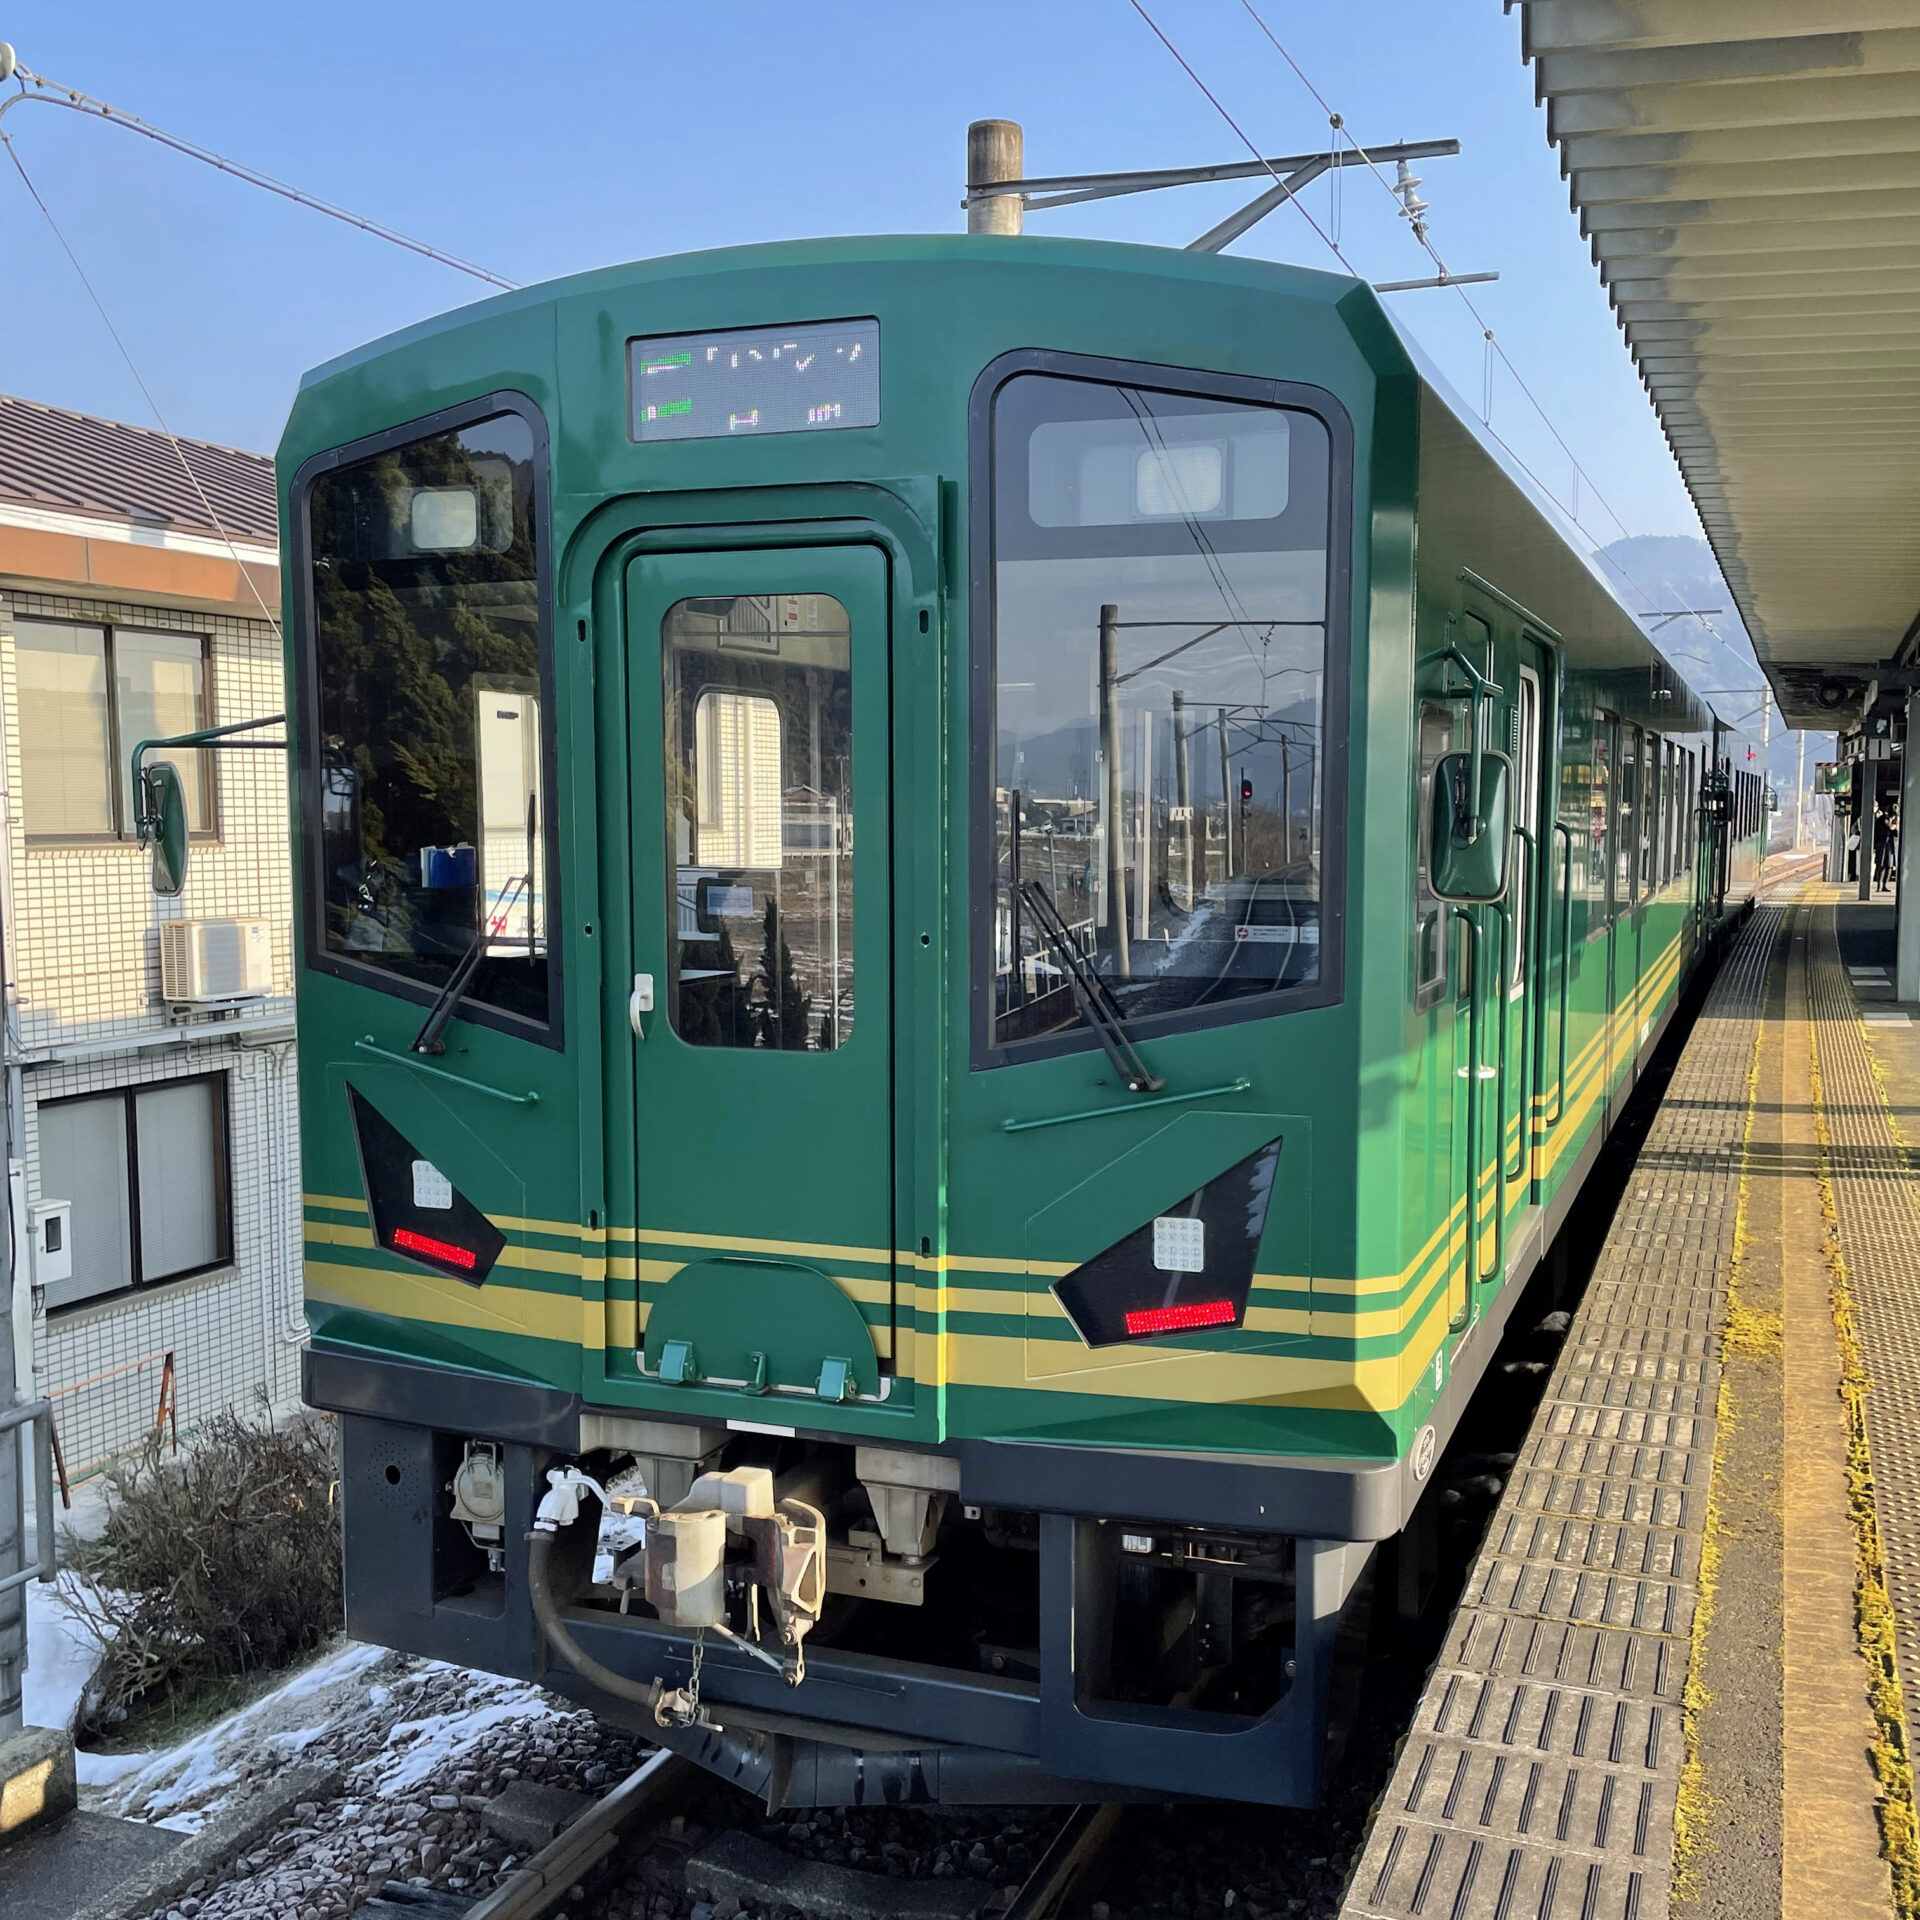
[989,373,1333,1048]
[303,406,553,1029]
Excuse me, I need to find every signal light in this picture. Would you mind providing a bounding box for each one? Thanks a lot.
[1239,774,1253,802]
[1125,1298,1237,1337]
[391,1227,479,1272]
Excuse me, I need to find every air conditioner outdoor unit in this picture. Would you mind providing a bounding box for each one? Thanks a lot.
[159,918,274,1005]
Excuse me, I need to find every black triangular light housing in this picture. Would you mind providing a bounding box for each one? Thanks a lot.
[348,1085,506,1287]
[1050,1134,1283,1347]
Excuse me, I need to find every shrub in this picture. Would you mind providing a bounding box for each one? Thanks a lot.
[63,1401,343,1736]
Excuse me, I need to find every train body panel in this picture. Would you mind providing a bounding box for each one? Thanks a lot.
[286,236,1766,1805]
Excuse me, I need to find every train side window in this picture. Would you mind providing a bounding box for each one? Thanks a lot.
[662,595,854,1051]
[981,365,1341,1054]
[1662,741,1676,884]
[300,399,557,1036]
[1619,726,1641,905]
[1592,713,1615,926]
[1682,749,1695,871]
[1414,702,1453,1011]
[1641,732,1660,895]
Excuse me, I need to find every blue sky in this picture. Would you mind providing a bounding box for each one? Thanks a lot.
[0,0,1695,552]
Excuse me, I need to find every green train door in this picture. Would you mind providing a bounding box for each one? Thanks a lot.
[1504,645,1548,1215]
[1415,699,1465,1328]
[623,544,895,1381]
[1599,711,1622,1112]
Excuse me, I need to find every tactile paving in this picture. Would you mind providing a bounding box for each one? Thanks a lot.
[1808,908,1920,1744]
[1342,908,1780,1920]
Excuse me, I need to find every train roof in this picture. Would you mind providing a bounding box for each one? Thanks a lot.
[291,232,1747,741]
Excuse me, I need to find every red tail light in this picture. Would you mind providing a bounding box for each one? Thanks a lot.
[1125,1298,1236,1337]
[391,1227,478,1272]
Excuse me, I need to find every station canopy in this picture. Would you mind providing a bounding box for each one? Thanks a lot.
[1520,2,1920,725]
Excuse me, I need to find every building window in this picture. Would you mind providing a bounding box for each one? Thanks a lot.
[34,1075,232,1311]
[15,618,213,840]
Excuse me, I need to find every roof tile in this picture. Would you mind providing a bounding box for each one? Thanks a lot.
[0,393,276,548]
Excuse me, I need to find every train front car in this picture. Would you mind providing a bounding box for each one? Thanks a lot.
[287,236,1746,1809]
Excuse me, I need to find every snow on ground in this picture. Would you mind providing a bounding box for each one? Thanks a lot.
[101,1650,652,1920]
[93,1639,388,1831]
[22,1574,113,1764]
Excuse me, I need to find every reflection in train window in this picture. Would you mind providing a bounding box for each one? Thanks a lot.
[988,374,1334,1049]
[662,594,854,1051]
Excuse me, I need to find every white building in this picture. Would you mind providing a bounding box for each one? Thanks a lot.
[0,395,300,1482]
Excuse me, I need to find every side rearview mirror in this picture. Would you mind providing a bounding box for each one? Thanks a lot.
[1430,750,1511,903]
[143,761,190,897]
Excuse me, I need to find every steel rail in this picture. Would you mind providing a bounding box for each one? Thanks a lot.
[453,1754,1123,1920]
[459,1750,703,1920]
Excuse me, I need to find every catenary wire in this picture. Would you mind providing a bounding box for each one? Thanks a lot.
[1228,0,1744,662]
[1127,0,1736,670]
[2,132,285,639]
[2,64,517,291]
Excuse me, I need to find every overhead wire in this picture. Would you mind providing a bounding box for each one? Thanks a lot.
[1230,0,1750,665]
[0,47,524,640]
[2,63,517,291]
[1126,0,1736,666]
[2,131,284,638]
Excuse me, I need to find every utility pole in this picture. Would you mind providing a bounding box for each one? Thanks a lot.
[1794,728,1807,851]
[1098,605,1131,983]
[1760,687,1773,850]
[966,120,1024,235]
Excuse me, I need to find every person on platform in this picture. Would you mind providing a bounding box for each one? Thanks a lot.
[1876,801,1899,892]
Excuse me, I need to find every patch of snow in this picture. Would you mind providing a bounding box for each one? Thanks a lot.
[278,1639,385,1700]
[75,1747,156,1788]
[23,1573,103,1737]
[92,1638,383,1825]
[366,1674,557,1795]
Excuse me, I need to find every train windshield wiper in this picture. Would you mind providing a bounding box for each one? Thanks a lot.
[1017,880,1164,1093]
[411,873,528,1055]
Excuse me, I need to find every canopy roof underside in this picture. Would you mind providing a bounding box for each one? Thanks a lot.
[1521,1,1920,725]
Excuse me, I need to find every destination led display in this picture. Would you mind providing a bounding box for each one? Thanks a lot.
[629,319,880,442]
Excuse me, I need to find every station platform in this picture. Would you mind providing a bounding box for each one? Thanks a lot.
[1343,883,1920,1920]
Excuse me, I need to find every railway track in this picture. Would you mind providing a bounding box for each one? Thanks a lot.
[357,1754,1123,1920]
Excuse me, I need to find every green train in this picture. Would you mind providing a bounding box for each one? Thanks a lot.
[283,234,1768,1807]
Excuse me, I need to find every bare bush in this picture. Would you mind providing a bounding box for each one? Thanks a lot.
[62,1401,343,1736]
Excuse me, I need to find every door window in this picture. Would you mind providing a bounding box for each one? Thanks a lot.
[662,593,854,1051]
[1618,725,1641,904]
[1594,715,1616,923]
[1511,667,1539,994]
[1414,702,1453,1010]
